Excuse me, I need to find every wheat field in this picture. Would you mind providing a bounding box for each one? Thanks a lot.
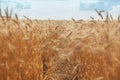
[0,8,120,80]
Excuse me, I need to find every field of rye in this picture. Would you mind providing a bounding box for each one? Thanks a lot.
[0,8,120,80]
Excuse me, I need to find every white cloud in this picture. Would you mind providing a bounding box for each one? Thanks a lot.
[110,5,120,19]
[80,0,100,5]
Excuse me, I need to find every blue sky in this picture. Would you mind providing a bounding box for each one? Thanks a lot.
[0,0,120,20]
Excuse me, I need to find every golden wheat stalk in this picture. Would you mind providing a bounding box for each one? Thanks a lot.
[23,15,33,23]
[95,9,104,19]
[71,18,77,23]
[9,8,13,19]
[118,15,120,22]
[4,7,9,20]
[0,7,2,17]
[0,7,5,21]
[66,32,72,38]
[90,16,94,20]
[15,13,19,21]
[110,14,113,21]
[105,12,109,22]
